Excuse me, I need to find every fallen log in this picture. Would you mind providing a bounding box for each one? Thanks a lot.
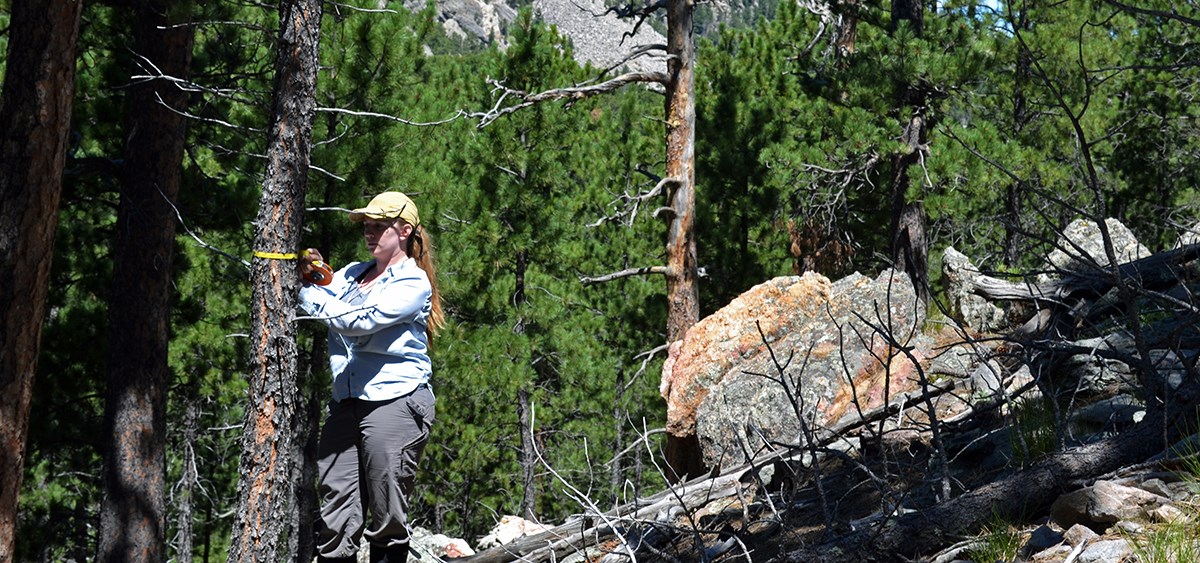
[973,242,1200,304]
[458,380,961,562]
[773,383,1200,563]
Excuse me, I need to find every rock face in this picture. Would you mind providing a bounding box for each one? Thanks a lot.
[661,270,929,468]
[403,0,516,46]
[404,0,668,74]
[534,0,667,74]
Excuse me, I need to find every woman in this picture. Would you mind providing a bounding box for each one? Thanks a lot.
[298,191,445,563]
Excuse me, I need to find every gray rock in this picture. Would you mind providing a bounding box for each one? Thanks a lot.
[1043,218,1148,277]
[1071,395,1144,433]
[1063,523,1099,546]
[1050,480,1170,532]
[1022,524,1064,554]
[1078,538,1132,563]
[535,0,668,74]
[942,246,1008,333]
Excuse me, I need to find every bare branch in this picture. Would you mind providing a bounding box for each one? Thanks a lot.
[326,1,398,15]
[580,266,670,285]
[150,91,262,133]
[587,175,679,228]
[468,73,671,128]
[595,43,670,78]
[316,106,464,127]
[597,0,669,44]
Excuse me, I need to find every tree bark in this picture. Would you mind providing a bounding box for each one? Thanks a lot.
[1004,3,1033,268]
[518,388,538,521]
[663,0,705,484]
[663,0,699,346]
[888,0,930,306]
[226,0,323,560]
[174,401,200,562]
[98,1,194,560]
[0,0,82,559]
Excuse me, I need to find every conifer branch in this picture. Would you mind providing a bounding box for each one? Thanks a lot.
[1101,0,1200,28]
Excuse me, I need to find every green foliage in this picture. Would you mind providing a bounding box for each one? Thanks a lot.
[1121,427,1200,563]
[19,0,1200,558]
[1123,519,1200,563]
[1009,397,1059,466]
[0,3,9,79]
[966,510,1023,563]
[413,10,667,536]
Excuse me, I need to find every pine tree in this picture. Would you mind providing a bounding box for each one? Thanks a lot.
[0,0,83,558]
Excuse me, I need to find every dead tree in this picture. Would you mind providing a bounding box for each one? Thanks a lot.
[471,0,703,482]
[0,0,83,559]
[226,0,323,560]
[777,378,1200,562]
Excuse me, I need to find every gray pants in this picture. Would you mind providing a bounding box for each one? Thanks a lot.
[315,386,435,559]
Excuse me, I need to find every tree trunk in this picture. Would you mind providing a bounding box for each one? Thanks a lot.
[98,1,194,560]
[888,0,929,306]
[834,0,859,68]
[663,0,704,484]
[292,332,325,563]
[663,0,699,346]
[0,0,82,559]
[518,388,538,521]
[1005,6,1032,268]
[226,0,323,560]
[174,401,200,562]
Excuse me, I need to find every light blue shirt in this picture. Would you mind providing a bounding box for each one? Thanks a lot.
[299,258,432,402]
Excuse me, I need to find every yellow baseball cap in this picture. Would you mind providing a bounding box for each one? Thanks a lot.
[349,191,420,226]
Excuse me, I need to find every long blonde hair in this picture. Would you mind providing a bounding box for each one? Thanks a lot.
[407,224,445,335]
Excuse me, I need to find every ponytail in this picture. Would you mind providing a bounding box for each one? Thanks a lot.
[408,227,445,336]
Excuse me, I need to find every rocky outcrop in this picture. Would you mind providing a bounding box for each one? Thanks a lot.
[402,0,517,46]
[534,0,667,74]
[661,270,929,469]
[942,246,1008,334]
[402,0,668,74]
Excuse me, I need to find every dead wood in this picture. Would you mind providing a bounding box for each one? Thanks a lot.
[459,381,959,562]
[775,383,1200,563]
[972,243,1200,304]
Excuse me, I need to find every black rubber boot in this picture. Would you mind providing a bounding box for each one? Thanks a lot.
[369,543,410,563]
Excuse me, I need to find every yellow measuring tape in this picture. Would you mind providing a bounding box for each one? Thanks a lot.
[253,251,298,260]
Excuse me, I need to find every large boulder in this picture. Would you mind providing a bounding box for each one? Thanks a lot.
[661,270,930,469]
[1045,218,1148,275]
